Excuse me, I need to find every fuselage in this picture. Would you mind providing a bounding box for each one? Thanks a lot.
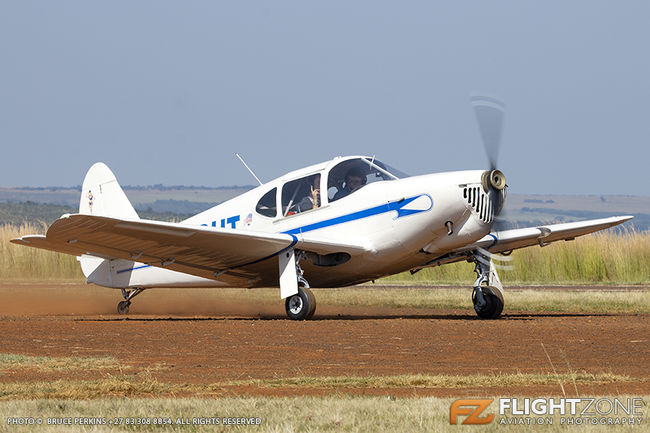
[108,156,503,289]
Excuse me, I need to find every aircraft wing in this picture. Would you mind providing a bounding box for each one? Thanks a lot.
[416,215,633,269]
[10,214,368,283]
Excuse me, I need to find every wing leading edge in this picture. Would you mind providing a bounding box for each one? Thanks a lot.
[414,215,634,270]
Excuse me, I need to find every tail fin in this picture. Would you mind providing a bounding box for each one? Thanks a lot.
[79,163,138,282]
[80,163,139,219]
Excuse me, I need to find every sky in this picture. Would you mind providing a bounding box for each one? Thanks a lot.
[1,1,649,195]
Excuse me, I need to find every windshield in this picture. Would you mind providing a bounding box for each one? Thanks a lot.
[327,157,409,202]
[361,157,409,180]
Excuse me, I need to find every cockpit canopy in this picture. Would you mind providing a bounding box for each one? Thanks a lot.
[254,156,408,219]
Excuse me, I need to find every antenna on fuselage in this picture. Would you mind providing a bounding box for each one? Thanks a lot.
[235,153,263,186]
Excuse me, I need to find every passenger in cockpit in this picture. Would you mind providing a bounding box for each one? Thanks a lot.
[296,175,321,212]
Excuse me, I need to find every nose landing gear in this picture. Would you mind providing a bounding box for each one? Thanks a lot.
[470,251,504,319]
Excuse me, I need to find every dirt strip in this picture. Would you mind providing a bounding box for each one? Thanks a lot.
[0,283,648,397]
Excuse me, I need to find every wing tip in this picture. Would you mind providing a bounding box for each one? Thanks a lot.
[11,235,47,245]
[610,215,634,225]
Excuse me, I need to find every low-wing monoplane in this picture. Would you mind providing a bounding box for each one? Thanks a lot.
[12,98,632,319]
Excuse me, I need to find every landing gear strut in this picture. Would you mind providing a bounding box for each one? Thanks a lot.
[470,251,504,319]
[284,253,317,320]
[117,287,145,314]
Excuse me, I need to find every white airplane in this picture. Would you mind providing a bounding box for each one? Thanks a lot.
[12,99,632,320]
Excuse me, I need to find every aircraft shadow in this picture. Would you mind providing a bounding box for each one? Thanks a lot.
[75,311,619,322]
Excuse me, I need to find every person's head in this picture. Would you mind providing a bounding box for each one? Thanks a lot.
[345,168,365,192]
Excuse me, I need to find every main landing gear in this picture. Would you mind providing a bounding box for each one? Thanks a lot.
[470,250,505,319]
[117,287,145,314]
[283,251,317,321]
[285,276,317,320]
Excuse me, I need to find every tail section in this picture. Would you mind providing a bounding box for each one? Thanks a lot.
[80,162,139,219]
[79,163,138,281]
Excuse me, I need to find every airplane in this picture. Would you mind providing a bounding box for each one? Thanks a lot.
[11,98,633,320]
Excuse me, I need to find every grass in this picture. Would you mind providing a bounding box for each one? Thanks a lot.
[384,229,649,285]
[0,372,639,400]
[0,396,647,432]
[0,223,81,281]
[2,224,648,284]
[227,372,637,390]
[0,354,125,373]
[156,286,648,314]
[317,287,650,314]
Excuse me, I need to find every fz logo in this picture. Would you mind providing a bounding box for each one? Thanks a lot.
[449,399,494,425]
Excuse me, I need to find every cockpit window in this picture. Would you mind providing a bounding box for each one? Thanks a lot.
[281,174,321,217]
[328,158,408,202]
[255,188,277,217]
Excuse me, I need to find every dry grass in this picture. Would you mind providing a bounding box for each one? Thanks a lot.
[0,354,124,373]
[228,372,636,390]
[0,374,192,401]
[386,229,649,285]
[0,223,82,281]
[317,287,650,314]
[0,372,639,401]
[0,395,647,432]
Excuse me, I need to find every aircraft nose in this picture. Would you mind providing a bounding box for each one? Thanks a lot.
[460,172,507,226]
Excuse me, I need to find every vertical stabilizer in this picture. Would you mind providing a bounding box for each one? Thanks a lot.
[78,163,138,280]
[79,163,139,219]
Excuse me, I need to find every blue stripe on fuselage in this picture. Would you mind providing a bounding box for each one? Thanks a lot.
[282,194,431,235]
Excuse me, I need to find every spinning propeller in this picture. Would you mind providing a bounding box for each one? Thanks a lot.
[471,95,508,225]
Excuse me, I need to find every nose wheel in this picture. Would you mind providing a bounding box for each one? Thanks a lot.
[472,285,503,319]
[470,250,505,319]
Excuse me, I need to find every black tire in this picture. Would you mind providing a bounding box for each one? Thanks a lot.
[117,301,130,315]
[472,288,503,319]
[285,287,316,320]
[305,288,317,320]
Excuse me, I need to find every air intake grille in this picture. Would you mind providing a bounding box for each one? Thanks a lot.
[463,186,493,224]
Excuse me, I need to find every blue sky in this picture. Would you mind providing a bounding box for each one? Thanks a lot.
[1,1,648,194]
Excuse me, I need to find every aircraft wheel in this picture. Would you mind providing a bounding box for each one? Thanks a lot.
[305,287,317,320]
[285,287,316,320]
[472,287,503,319]
[117,301,131,315]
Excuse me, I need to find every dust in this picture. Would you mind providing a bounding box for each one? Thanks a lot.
[0,283,283,317]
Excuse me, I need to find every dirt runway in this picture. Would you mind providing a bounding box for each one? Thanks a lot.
[1,283,648,397]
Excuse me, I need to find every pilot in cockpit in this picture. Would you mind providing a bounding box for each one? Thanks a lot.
[333,168,365,200]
